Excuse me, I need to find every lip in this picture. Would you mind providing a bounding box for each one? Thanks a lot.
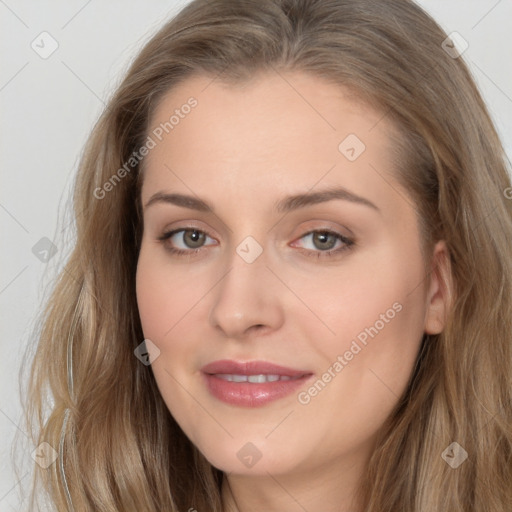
[201,359,313,407]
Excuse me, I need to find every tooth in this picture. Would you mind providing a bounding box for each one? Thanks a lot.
[215,373,299,383]
[248,374,267,383]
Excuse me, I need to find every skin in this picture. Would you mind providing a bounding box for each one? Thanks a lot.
[136,71,452,512]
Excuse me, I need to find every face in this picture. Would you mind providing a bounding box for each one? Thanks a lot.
[136,71,448,479]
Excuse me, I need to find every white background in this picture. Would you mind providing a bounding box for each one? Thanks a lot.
[1,1,511,509]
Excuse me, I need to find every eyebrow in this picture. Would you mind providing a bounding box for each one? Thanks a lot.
[144,186,380,214]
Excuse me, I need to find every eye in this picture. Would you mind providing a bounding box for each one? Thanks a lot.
[158,228,217,256]
[291,230,354,259]
[157,227,354,260]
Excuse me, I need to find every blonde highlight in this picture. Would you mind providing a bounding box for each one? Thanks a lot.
[22,0,512,510]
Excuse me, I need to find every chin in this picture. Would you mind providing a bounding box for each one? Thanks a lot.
[194,437,300,476]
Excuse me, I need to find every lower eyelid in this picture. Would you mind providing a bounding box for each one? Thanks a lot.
[159,228,353,254]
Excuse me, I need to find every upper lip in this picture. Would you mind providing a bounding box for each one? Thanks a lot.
[201,359,311,377]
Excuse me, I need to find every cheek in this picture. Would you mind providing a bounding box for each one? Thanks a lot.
[292,246,426,351]
[136,245,206,340]
[135,249,207,431]
[136,267,169,341]
[300,243,427,402]
[287,250,427,452]
[316,251,426,398]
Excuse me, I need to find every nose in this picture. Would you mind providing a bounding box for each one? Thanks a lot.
[208,244,285,340]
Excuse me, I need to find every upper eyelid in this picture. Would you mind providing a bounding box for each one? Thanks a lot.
[160,226,352,245]
[158,227,218,246]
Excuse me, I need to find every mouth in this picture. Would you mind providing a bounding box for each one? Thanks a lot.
[200,360,313,407]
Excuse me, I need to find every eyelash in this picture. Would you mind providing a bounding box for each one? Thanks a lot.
[157,227,355,260]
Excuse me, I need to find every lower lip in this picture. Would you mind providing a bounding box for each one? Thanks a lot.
[202,373,312,407]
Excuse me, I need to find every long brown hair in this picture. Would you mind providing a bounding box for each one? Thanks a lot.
[22,0,512,510]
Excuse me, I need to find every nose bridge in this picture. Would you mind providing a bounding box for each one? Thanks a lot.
[209,236,284,337]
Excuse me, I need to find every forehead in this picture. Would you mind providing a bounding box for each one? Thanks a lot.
[147,71,390,153]
[142,71,406,217]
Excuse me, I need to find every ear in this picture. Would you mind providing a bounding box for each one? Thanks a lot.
[424,240,453,335]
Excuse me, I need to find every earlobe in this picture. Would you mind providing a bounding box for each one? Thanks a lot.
[424,240,453,335]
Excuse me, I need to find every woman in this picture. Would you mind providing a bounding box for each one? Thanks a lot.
[24,0,512,510]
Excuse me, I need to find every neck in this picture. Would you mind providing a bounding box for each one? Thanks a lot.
[221,452,367,512]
